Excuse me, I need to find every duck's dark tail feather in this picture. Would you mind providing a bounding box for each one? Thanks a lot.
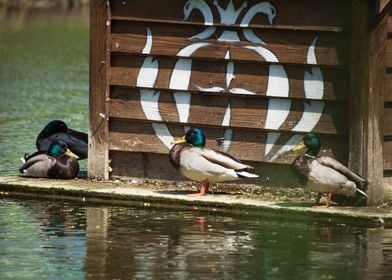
[235,168,259,178]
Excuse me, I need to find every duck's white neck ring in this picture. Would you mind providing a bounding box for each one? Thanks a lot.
[304,154,316,159]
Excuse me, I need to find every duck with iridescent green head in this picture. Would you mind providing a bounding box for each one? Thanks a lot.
[34,120,87,160]
[291,133,368,207]
[169,128,258,196]
[19,140,79,179]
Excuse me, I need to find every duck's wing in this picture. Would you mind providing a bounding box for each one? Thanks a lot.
[37,132,88,159]
[19,154,56,177]
[194,148,255,172]
[317,156,366,184]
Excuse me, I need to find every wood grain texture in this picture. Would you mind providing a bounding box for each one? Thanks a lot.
[107,119,348,164]
[384,105,392,136]
[110,21,349,66]
[110,0,351,31]
[385,73,392,102]
[349,0,387,205]
[384,139,392,170]
[108,88,347,134]
[89,0,110,180]
[109,55,348,101]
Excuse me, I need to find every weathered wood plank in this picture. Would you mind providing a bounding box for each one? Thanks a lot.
[89,0,110,180]
[110,21,348,66]
[109,151,145,178]
[349,0,386,205]
[384,105,392,136]
[107,119,348,164]
[384,138,392,170]
[110,0,351,31]
[109,55,348,101]
[110,151,189,180]
[108,90,348,134]
[385,73,392,102]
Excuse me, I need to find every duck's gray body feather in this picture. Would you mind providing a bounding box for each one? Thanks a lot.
[293,155,367,197]
[169,144,258,183]
[19,154,56,178]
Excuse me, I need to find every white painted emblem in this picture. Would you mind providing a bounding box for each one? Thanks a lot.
[136,0,325,161]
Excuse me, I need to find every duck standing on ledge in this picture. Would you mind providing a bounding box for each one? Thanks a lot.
[291,133,368,207]
[169,128,258,196]
[19,140,79,179]
[33,120,88,160]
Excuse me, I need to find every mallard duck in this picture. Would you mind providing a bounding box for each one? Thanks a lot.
[169,128,258,196]
[19,140,80,179]
[291,133,368,207]
[34,120,87,160]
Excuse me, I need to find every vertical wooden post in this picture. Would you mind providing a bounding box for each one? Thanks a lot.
[89,0,110,180]
[350,0,387,205]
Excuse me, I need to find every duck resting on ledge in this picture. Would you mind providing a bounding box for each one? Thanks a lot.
[169,128,258,196]
[291,133,368,208]
[28,120,88,160]
[19,140,79,179]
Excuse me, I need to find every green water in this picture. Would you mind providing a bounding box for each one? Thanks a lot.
[1,196,392,280]
[0,10,89,175]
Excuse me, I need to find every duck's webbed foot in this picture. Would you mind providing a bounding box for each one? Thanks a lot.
[189,181,209,196]
[313,192,331,208]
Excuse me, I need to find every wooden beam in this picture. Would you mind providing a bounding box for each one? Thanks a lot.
[89,0,110,180]
[349,0,387,205]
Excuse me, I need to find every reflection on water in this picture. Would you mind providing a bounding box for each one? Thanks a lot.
[0,9,88,176]
[1,197,392,280]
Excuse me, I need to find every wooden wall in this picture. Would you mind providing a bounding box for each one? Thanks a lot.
[90,0,352,180]
[92,0,392,184]
[385,2,392,172]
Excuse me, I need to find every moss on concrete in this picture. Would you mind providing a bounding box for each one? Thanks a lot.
[0,176,391,228]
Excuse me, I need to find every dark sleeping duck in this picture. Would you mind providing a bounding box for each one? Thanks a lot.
[34,120,88,160]
[169,128,258,196]
[291,133,368,208]
[19,141,80,179]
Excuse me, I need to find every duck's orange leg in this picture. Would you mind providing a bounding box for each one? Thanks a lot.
[313,193,331,208]
[189,181,209,196]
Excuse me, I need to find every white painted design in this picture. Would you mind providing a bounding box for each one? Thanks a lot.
[240,2,276,26]
[268,134,304,162]
[173,91,191,123]
[169,59,193,91]
[151,123,174,149]
[183,0,213,25]
[140,89,162,121]
[264,98,291,129]
[264,132,280,156]
[226,61,234,88]
[135,2,327,160]
[142,28,153,54]
[214,0,247,25]
[292,36,324,132]
[243,29,266,45]
[240,2,276,46]
[222,129,233,153]
[136,57,159,88]
[189,27,216,40]
[245,46,279,63]
[218,30,241,42]
[177,42,210,57]
[170,42,210,91]
[267,36,325,161]
[222,102,231,127]
[196,86,225,92]
[229,88,257,95]
[138,29,173,150]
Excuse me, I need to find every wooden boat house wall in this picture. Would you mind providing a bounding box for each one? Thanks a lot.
[89,0,392,205]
